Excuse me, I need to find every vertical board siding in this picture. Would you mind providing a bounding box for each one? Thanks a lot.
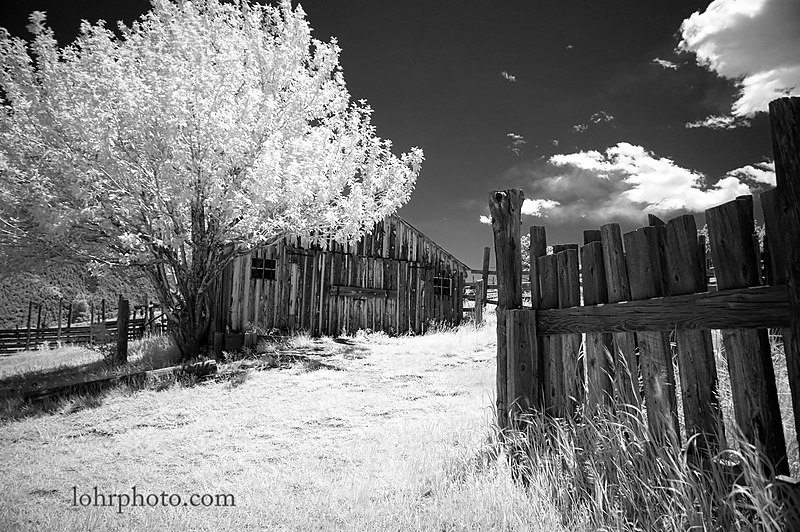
[215,214,468,338]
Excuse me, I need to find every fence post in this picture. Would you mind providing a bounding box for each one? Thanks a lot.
[506,309,538,419]
[581,241,614,412]
[557,248,583,417]
[707,196,788,475]
[89,302,94,346]
[539,254,564,416]
[481,246,491,305]
[57,297,63,345]
[665,215,724,457]
[25,301,32,350]
[601,223,640,407]
[769,97,800,449]
[489,189,525,429]
[35,303,42,344]
[116,296,129,364]
[530,226,547,408]
[474,280,484,325]
[624,226,680,446]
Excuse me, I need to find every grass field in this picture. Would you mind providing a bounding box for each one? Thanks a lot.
[1,317,797,531]
[0,317,577,531]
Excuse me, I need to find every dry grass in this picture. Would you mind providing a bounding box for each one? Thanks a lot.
[1,314,796,531]
[0,335,184,422]
[0,316,576,531]
[0,335,181,381]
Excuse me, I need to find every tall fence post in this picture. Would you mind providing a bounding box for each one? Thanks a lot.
[24,301,33,350]
[529,226,547,408]
[539,254,564,416]
[665,215,724,457]
[557,248,583,417]
[769,97,800,448]
[624,226,680,446]
[601,223,640,407]
[707,196,788,475]
[489,189,525,429]
[474,280,484,325]
[35,303,42,344]
[57,297,63,345]
[581,240,614,412]
[481,246,491,305]
[116,296,129,364]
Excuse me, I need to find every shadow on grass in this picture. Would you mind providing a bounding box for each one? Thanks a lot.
[2,335,356,424]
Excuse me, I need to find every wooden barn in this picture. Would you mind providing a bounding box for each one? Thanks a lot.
[209,214,469,344]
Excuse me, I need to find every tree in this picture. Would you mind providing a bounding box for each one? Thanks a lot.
[0,0,423,359]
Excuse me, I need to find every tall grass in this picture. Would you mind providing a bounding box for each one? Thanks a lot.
[499,396,796,530]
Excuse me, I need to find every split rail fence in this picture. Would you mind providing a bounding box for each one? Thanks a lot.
[491,97,800,481]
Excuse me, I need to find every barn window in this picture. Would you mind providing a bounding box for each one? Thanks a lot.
[251,257,276,280]
[433,276,452,296]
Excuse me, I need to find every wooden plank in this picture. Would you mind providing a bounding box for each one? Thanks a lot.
[539,253,564,416]
[529,226,547,310]
[489,189,525,428]
[624,226,679,445]
[506,309,537,419]
[242,252,253,329]
[665,214,723,456]
[761,189,798,442]
[253,250,263,329]
[581,240,613,411]
[557,248,583,416]
[769,97,800,455]
[2,360,217,401]
[601,222,640,406]
[707,195,788,475]
[537,283,790,334]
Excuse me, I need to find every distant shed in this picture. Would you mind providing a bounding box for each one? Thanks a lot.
[210,214,469,342]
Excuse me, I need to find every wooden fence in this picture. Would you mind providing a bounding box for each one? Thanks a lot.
[490,97,800,479]
[0,302,167,354]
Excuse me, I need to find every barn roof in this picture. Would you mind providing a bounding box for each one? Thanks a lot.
[392,215,469,272]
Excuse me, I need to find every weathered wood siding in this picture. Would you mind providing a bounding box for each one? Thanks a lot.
[212,215,468,336]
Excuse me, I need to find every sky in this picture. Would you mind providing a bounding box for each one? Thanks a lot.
[3,0,799,268]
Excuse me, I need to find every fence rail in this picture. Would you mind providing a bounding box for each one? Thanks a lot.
[0,315,167,354]
[490,97,800,486]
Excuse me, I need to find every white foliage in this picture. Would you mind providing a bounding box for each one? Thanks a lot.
[0,0,422,265]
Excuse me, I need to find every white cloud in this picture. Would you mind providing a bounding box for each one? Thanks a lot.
[506,132,526,156]
[572,124,589,134]
[725,160,776,186]
[566,44,574,50]
[500,71,516,82]
[479,215,492,225]
[679,0,800,116]
[521,198,560,216]
[652,58,679,70]
[551,140,559,146]
[520,142,753,222]
[685,114,751,129]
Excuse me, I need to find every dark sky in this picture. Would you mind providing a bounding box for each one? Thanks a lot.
[2,1,791,268]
